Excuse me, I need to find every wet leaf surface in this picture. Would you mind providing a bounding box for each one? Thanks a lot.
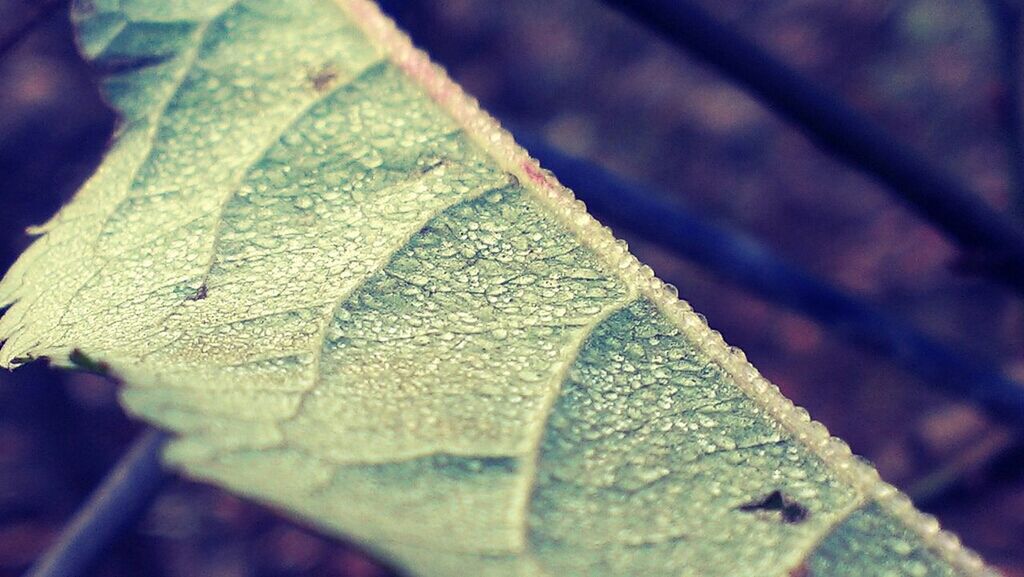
[0,1,996,575]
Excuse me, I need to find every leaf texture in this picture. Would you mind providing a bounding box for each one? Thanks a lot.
[0,1,995,575]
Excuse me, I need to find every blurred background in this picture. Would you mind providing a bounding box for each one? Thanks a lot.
[1,0,1023,575]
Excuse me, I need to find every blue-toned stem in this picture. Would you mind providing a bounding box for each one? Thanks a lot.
[601,0,1024,294]
[517,133,1024,431]
[986,0,1024,221]
[24,429,170,577]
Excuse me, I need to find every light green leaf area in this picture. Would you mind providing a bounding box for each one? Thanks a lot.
[0,1,993,576]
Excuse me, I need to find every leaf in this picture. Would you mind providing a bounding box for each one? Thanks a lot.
[0,1,994,576]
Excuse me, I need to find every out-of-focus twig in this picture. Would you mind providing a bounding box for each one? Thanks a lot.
[987,0,1024,220]
[909,428,1018,507]
[600,0,1024,294]
[0,0,67,61]
[24,428,170,577]
[899,0,1024,507]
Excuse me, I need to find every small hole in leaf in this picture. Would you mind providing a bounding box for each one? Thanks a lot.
[782,502,809,524]
[737,490,810,524]
[419,158,446,174]
[308,64,339,92]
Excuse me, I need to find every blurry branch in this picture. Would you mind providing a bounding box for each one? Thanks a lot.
[601,0,1024,294]
[516,132,1024,433]
[0,0,66,61]
[987,0,1024,220]
[25,429,170,577]
[900,0,1024,509]
[908,427,1016,506]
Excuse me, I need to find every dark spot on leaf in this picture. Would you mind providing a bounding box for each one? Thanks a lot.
[737,490,810,524]
[521,161,548,186]
[308,64,339,92]
[419,158,446,174]
[94,54,174,76]
[186,284,208,301]
[69,348,110,376]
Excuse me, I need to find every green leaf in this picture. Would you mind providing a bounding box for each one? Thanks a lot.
[0,1,994,575]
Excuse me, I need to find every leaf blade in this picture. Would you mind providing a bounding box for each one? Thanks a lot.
[0,1,995,576]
